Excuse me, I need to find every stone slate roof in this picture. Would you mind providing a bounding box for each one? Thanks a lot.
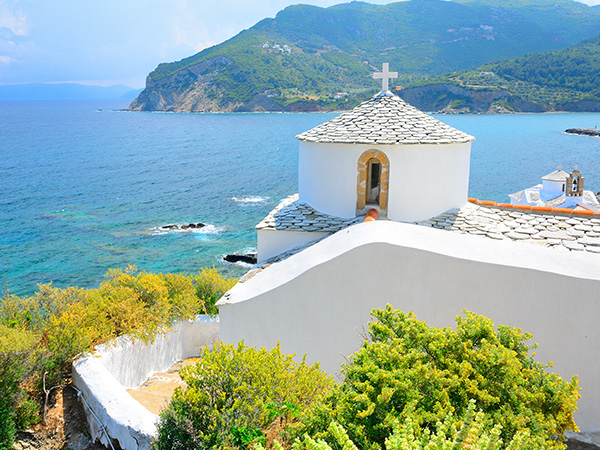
[542,169,569,181]
[295,93,475,145]
[416,202,600,253]
[256,194,362,232]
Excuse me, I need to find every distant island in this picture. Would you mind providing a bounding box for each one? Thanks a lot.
[128,0,600,114]
[0,83,142,101]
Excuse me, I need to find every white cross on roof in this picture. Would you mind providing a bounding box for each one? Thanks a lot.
[373,63,398,94]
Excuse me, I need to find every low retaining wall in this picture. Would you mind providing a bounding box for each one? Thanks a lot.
[72,315,219,450]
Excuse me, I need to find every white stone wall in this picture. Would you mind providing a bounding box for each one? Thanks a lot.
[72,316,219,450]
[257,228,330,264]
[298,141,471,222]
[218,222,600,442]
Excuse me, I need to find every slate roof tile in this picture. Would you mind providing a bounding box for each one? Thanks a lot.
[256,194,362,232]
[296,93,475,145]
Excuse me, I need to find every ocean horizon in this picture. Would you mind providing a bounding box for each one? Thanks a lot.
[2,99,600,296]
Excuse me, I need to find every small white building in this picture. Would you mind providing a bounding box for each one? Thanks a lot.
[509,167,600,211]
[256,64,474,263]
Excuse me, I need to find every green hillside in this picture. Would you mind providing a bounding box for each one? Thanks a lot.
[403,34,600,112]
[483,35,600,99]
[129,0,600,112]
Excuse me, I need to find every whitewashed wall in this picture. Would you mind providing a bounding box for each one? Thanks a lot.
[257,228,330,264]
[72,316,219,450]
[298,141,471,222]
[218,222,600,444]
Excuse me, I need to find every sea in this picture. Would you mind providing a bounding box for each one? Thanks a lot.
[2,99,600,296]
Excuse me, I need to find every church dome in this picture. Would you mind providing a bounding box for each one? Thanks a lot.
[296,93,475,145]
[542,169,569,182]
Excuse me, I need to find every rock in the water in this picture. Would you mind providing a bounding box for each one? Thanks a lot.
[565,128,600,137]
[224,253,257,265]
[161,222,205,231]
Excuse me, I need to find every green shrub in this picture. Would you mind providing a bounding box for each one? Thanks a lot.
[0,326,39,450]
[290,400,543,450]
[0,266,237,440]
[155,342,334,450]
[297,306,579,450]
[192,267,238,315]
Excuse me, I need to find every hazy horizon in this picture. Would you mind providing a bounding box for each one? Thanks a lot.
[0,0,393,89]
[1,0,599,89]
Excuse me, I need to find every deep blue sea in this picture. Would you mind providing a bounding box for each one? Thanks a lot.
[2,99,600,296]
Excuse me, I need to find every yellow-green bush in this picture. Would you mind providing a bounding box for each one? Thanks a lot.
[0,326,40,450]
[290,400,544,450]
[192,267,238,315]
[155,342,334,450]
[0,266,237,449]
[297,306,580,450]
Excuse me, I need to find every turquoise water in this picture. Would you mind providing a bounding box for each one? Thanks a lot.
[2,100,600,295]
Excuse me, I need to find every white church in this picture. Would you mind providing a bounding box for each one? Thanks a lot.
[256,63,474,263]
[509,167,600,211]
[73,65,600,449]
[218,64,600,445]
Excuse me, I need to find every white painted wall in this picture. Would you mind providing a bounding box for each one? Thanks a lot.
[298,141,471,222]
[72,316,219,450]
[218,222,600,443]
[298,141,360,218]
[386,143,471,222]
[543,179,565,196]
[257,228,330,264]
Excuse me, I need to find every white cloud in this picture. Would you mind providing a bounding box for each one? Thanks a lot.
[0,55,13,63]
[0,4,28,36]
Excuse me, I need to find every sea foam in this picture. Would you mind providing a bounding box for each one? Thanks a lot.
[230,196,267,204]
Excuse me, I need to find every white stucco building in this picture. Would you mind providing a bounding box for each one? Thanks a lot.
[256,64,474,263]
[218,65,600,445]
[509,167,600,211]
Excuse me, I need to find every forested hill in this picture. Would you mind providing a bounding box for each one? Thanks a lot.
[400,34,600,113]
[128,0,600,113]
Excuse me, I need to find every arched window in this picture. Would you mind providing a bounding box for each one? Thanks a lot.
[357,150,389,214]
[367,158,381,203]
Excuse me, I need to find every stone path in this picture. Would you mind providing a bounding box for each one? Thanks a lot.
[126,358,199,415]
[416,203,600,253]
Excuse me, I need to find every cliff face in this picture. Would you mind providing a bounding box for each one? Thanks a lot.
[128,57,241,112]
[398,84,511,113]
[130,73,600,114]
[398,84,600,113]
[127,55,331,113]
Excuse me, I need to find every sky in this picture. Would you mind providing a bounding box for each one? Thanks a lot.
[1,0,599,89]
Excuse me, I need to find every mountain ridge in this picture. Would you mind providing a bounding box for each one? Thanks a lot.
[128,0,600,113]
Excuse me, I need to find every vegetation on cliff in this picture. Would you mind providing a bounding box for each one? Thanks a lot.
[405,34,600,113]
[128,0,600,113]
[0,267,236,450]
